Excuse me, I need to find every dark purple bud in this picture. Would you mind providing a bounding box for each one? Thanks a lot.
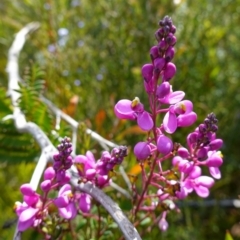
[159,20,164,26]
[211,125,218,132]
[163,25,170,34]
[53,161,62,170]
[158,39,168,51]
[199,124,207,133]
[154,58,166,72]
[187,132,198,146]
[170,36,177,46]
[155,29,164,41]
[150,46,160,60]
[166,33,177,46]
[197,147,208,159]
[157,135,173,155]
[170,25,176,34]
[156,82,170,98]
[141,64,154,82]
[53,154,60,161]
[209,139,223,150]
[165,46,175,62]
[163,62,176,81]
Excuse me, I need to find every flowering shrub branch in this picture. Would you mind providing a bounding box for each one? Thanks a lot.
[114,16,223,230]
[7,22,141,240]
[8,16,223,239]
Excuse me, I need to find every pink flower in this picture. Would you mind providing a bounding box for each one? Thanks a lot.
[163,100,197,134]
[15,184,42,231]
[204,151,223,179]
[54,184,77,219]
[178,176,215,198]
[114,97,153,131]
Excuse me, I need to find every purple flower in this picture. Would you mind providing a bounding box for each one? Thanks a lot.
[54,184,77,219]
[163,100,197,134]
[205,151,223,179]
[114,97,153,131]
[74,151,96,179]
[178,176,214,198]
[15,184,42,231]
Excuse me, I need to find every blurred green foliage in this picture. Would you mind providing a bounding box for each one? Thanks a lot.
[1,0,240,239]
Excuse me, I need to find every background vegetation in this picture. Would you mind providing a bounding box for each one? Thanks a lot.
[0,0,240,239]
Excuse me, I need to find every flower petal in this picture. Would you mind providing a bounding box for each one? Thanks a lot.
[54,195,69,208]
[163,91,185,104]
[58,184,71,196]
[114,99,136,120]
[137,112,153,131]
[18,207,38,231]
[79,194,91,213]
[59,202,77,219]
[177,112,197,127]
[209,167,221,179]
[194,185,210,198]
[20,184,35,196]
[195,176,214,188]
[163,111,177,134]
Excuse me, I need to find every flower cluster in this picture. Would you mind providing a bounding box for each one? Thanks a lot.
[15,137,127,237]
[114,16,223,231]
[75,145,127,188]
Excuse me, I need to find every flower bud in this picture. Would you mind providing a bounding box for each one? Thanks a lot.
[20,184,35,196]
[158,218,168,231]
[133,142,151,160]
[40,180,52,192]
[162,62,176,81]
[44,167,56,180]
[154,58,166,72]
[187,132,198,147]
[197,147,208,159]
[165,46,175,62]
[158,39,167,51]
[177,147,189,158]
[141,64,153,82]
[157,135,173,155]
[156,82,170,98]
[150,46,159,60]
